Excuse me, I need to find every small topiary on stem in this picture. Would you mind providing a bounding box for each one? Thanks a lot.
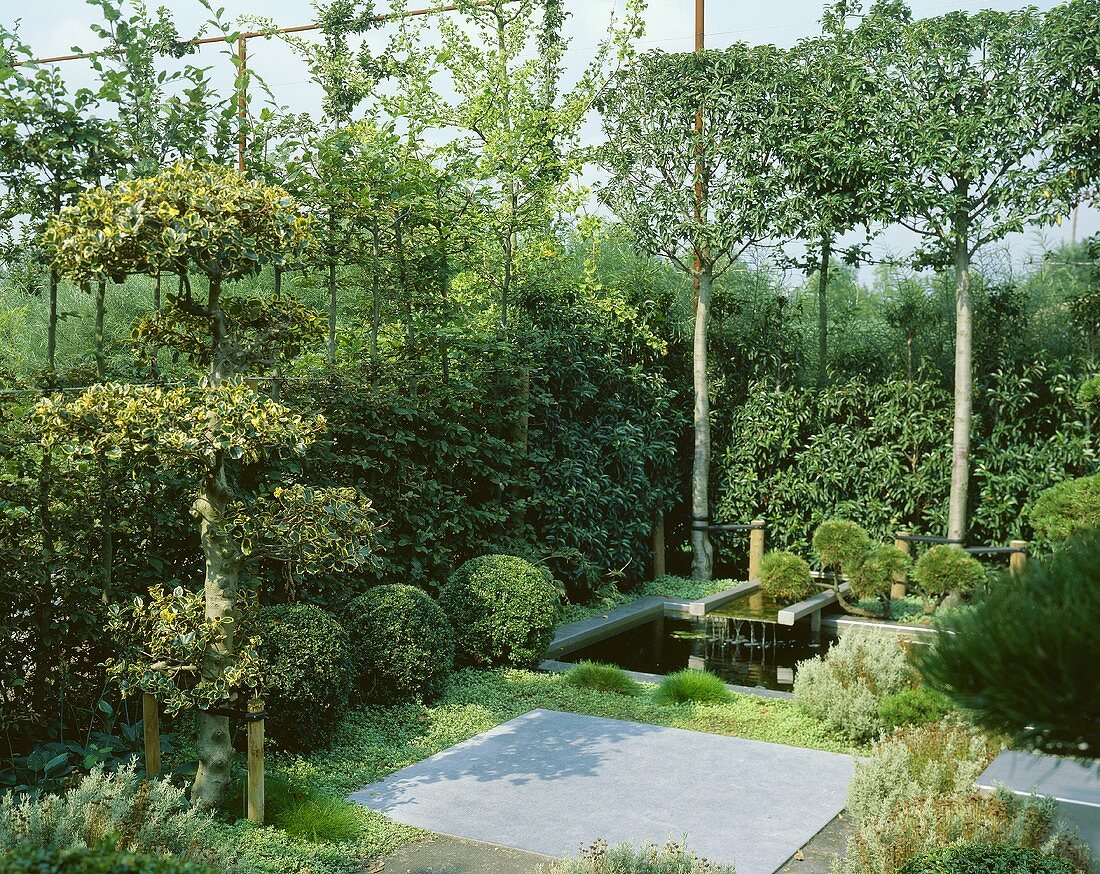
[812,520,884,618]
[759,550,814,603]
[911,545,985,611]
[848,544,912,615]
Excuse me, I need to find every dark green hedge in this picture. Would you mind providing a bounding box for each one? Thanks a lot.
[341,585,454,704]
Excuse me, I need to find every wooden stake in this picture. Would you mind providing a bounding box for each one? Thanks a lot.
[748,519,765,611]
[652,511,666,579]
[1009,541,1028,578]
[142,693,161,778]
[891,531,911,600]
[247,697,265,824]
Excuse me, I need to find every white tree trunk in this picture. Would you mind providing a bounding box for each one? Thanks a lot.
[691,270,714,581]
[947,222,972,544]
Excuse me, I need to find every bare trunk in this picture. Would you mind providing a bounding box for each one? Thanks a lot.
[947,199,971,544]
[817,236,830,389]
[691,269,714,581]
[370,220,381,362]
[190,279,239,810]
[47,268,58,386]
[94,280,107,380]
[151,274,161,381]
[326,260,337,365]
[190,466,240,810]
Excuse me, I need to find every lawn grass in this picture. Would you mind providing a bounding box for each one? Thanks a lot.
[216,667,854,874]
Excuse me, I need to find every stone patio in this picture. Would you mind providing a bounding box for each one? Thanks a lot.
[351,709,855,874]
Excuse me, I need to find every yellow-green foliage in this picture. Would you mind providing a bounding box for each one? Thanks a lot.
[911,546,985,598]
[1029,474,1100,544]
[849,545,912,600]
[760,550,814,602]
[440,555,560,669]
[813,520,871,572]
[41,162,312,283]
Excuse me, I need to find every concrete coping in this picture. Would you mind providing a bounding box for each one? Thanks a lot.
[821,614,939,639]
[687,579,760,617]
[777,584,848,626]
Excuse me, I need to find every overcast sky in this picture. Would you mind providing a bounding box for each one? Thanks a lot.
[9,0,1098,269]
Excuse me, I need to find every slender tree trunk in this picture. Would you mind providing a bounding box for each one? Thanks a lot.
[190,465,239,810]
[370,220,381,363]
[151,274,161,381]
[817,236,831,389]
[47,268,58,386]
[947,199,972,544]
[326,260,337,365]
[190,278,241,810]
[327,210,337,365]
[94,280,107,380]
[691,269,714,581]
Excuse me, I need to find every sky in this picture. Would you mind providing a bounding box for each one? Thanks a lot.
[7,0,1098,270]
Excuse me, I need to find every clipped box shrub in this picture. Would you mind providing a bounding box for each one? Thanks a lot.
[813,520,871,573]
[564,661,643,696]
[760,550,814,602]
[439,554,559,668]
[341,584,454,704]
[897,844,1080,874]
[248,603,354,750]
[793,628,911,742]
[911,546,985,599]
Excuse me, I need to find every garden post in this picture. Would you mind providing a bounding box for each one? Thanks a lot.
[247,697,265,824]
[652,511,666,579]
[1009,541,1028,577]
[748,519,765,611]
[142,693,161,778]
[891,531,911,599]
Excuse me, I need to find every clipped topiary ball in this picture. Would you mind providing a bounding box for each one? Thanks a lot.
[248,603,354,751]
[760,550,814,602]
[1078,374,1100,416]
[813,520,871,572]
[439,554,560,668]
[849,544,912,599]
[341,585,454,704]
[897,844,1078,874]
[911,545,985,597]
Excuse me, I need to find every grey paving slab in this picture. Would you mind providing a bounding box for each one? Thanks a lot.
[977,750,1100,857]
[350,709,854,874]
